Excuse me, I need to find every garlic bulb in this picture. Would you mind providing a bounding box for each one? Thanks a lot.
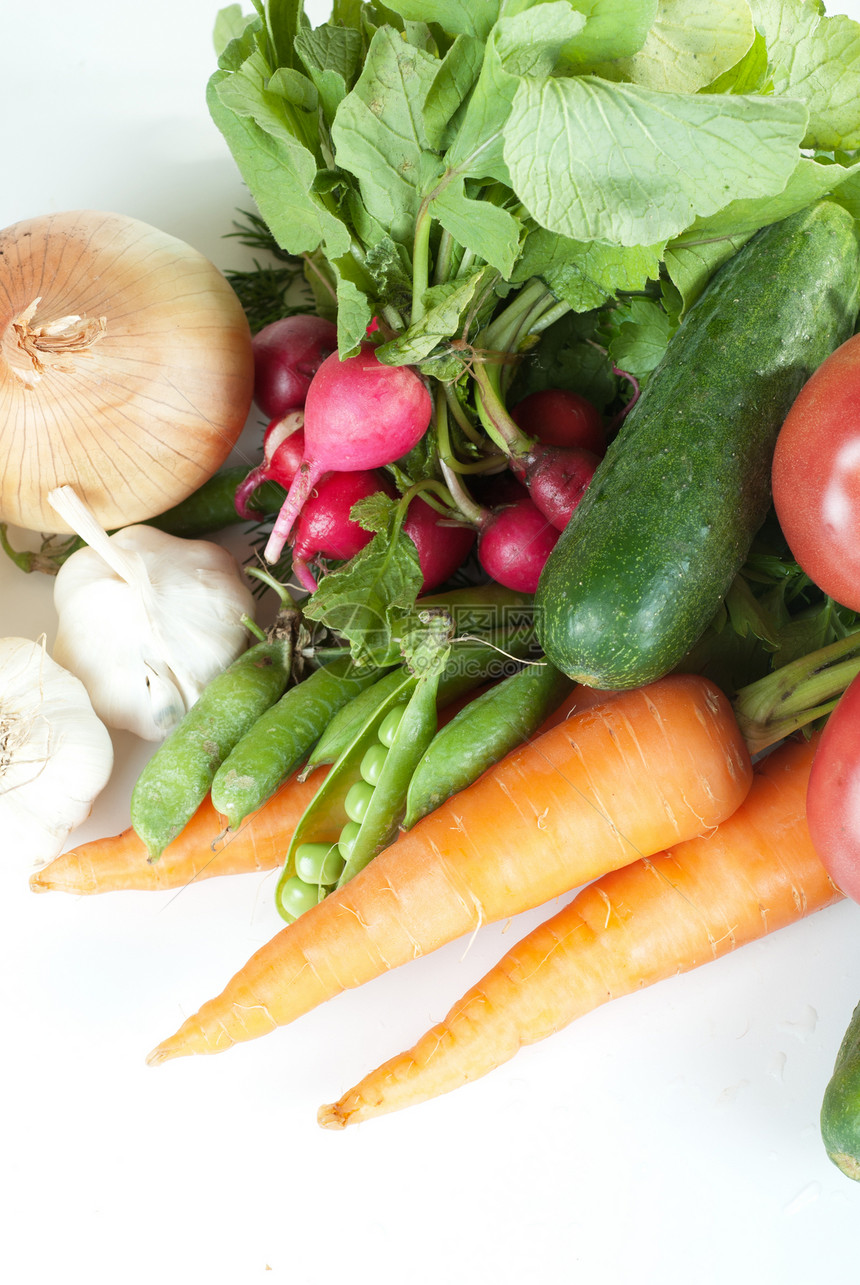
[0,636,114,867]
[0,209,254,534]
[50,485,255,742]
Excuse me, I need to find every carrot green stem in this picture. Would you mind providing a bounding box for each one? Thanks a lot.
[733,627,860,754]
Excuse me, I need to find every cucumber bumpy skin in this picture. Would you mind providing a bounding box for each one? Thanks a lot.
[535,201,860,690]
[822,1000,860,1181]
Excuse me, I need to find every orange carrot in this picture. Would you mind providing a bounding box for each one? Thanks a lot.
[537,680,621,732]
[147,673,752,1064]
[319,734,841,1128]
[29,767,328,895]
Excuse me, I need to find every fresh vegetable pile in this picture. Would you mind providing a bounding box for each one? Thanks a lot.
[7,0,860,1179]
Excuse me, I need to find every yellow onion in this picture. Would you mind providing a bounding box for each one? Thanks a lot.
[0,209,254,534]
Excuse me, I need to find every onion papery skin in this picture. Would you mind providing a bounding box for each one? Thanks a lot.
[0,210,255,534]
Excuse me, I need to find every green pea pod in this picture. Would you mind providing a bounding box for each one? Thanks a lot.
[130,636,294,860]
[275,668,419,920]
[336,662,443,887]
[303,668,410,774]
[402,659,573,830]
[210,656,385,830]
[303,626,534,773]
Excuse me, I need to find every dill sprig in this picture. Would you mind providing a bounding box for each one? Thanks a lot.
[224,210,313,333]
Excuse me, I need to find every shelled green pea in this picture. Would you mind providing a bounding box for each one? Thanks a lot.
[277,841,346,922]
[336,705,407,865]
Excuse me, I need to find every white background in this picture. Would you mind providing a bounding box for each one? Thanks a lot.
[2,3,860,1282]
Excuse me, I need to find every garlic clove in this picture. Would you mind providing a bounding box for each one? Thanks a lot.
[0,637,114,867]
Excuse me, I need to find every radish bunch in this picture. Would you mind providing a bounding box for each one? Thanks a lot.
[238,315,607,602]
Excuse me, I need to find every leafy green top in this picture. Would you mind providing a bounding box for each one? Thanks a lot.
[207,0,860,673]
[210,0,860,356]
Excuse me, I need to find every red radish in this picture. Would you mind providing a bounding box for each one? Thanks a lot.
[264,344,433,564]
[291,473,475,595]
[478,497,560,594]
[518,444,600,530]
[511,388,605,456]
[291,470,388,592]
[251,314,338,419]
[234,411,306,519]
[402,498,476,593]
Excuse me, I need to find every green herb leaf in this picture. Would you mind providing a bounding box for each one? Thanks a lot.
[268,65,319,113]
[214,5,258,60]
[441,1,585,184]
[422,34,485,150]
[263,0,305,70]
[330,25,439,248]
[516,227,664,311]
[330,257,375,355]
[600,296,675,381]
[383,0,501,41]
[508,310,617,410]
[749,0,860,149]
[429,178,522,277]
[399,609,454,679]
[702,28,771,95]
[502,77,808,246]
[666,154,860,311]
[302,526,424,668]
[377,267,497,365]
[559,0,658,70]
[206,64,351,258]
[294,22,364,120]
[609,0,755,94]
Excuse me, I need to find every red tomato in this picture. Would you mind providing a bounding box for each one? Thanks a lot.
[772,333,860,610]
[806,671,860,902]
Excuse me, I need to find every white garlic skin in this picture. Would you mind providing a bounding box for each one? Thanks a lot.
[0,637,114,867]
[52,526,256,741]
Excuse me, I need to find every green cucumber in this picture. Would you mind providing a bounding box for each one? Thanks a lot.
[822,1001,860,1181]
[535,201,860,689]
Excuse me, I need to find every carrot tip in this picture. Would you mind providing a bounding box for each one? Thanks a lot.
[317,1103,349,1130]
[145,1046,173,1067]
